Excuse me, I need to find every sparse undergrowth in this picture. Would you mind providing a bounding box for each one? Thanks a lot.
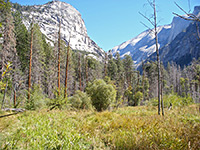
[0,105,200,149]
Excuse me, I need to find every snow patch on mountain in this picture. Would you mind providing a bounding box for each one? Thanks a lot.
[111,14,191,66]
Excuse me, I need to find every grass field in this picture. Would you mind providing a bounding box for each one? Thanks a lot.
[0,105,200,149]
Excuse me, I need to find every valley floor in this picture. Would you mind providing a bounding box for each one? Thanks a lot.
[0,105,200,149]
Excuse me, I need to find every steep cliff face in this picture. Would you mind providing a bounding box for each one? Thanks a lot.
[111,7,200,66]
[111,25,175,64]
[145,6,200,68]
[13,1,105,59]
[147,21,200,68]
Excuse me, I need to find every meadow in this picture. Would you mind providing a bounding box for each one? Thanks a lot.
[0,104,199,150]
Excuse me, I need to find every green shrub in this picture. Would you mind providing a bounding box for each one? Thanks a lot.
[133,91,143,106]
[69,90,92,110]
[26,85,47,110]
[47,87,69,110]
[86,79,116,111]
[148,93,194,108]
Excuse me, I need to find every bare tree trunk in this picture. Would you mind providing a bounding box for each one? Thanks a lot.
[13,91,16,108]
[1,80,8,109]
[104,53,108,78]
[13,83,17,108]
[85,56,89,85]
[161,69,164,116]
[0,57,4,81]
[142,61,145,101]
[28,23,33,101]
[73,80,76,95]
[137,71,140,89]
[153,0,161,115]
[57,21,61,97]
[64,40,70,99]
[78,53,82,91]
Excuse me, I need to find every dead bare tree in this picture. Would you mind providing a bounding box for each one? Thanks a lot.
[57,20,61,97]
[104,53,108,78]
[28,21,33,101]
[78,53,82,91]
[139,0,164,116]
[85,56,89,85]
[173,2,200,39]
[64,38,70,99]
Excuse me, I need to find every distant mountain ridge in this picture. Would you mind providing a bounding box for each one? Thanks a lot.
[146,6,200,68]
[12,0,105,59]
[111,6,200,67]
[147,21,200,68]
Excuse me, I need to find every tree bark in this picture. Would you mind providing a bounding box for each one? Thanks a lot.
[1,80,8,109]
[142,61,145,101]
[78,53,82,91]
[85,56,89,85]
[153,0,161,115]
[161,69,164,116]
[104,53,108,78]
[64,39,70,99]
[28,22,33,101]
[14,90,16,108]
[57,21,61,97]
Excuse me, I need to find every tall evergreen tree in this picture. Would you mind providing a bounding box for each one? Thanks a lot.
[57,21,61,97]
[123,55,134,87]
[64,39,71,99]
[0,0,21,108]
[107,57,118,81]
[13,11,29,71]
[104,53,108,78]
[115,52,124,81]
[78,53,82,91]
[28,21,33,101]
[0,0,16,78]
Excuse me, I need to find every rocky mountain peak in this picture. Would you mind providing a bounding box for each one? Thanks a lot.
[111,6,198,67]
[15,1,105,59]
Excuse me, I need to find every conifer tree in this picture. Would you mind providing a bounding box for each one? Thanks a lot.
[78,53,82,91]
[115,52,124,81]
[123,55,134,87]
[0,0,21,108]
[42,34,54,98]
[85,56,89,85]
[28,21,33,101]
[32,24,46,86]
[57,21,61,97]
[104,53,108,78]
[0,0,16,78]
[13,11,29,71]
[107,53,118,81]
[64,39,70,99]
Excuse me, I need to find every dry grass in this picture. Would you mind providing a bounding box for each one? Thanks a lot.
[0,105,199,149]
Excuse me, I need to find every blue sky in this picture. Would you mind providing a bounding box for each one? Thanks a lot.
[10,0,200,51]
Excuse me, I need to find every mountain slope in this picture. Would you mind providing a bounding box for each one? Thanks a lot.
[112,25,174,64]
[111,7,200,65]
[147,21,200,68]
[13,1,104,59]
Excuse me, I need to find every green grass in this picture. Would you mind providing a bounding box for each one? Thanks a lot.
[0,105,200,149]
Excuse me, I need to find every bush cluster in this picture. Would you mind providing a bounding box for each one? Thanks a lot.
[86,79,116,111]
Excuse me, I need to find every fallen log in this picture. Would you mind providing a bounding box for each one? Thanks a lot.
[0,108,25,118]
[47,104,60,112]
[2,108,25,112]
[0,112,19,118]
